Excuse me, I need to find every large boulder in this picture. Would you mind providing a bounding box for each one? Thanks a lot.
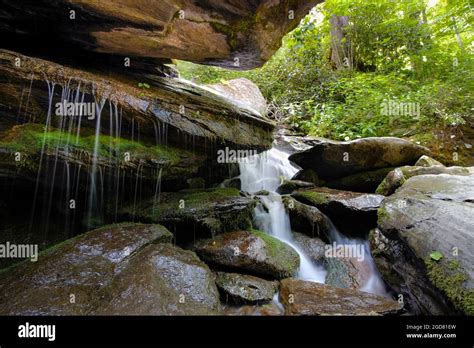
[120,188,256,245]
[279,279,402,315]
[0,0,320,70]
[373,174,474,315]
[208,78,267,116]
[289,137,431,180]
[0,223,220,315]
[195,230,300,279]
[95,243,221,315]
[215,272,278,304]
[375,165,474,196]
[291,187,384,236]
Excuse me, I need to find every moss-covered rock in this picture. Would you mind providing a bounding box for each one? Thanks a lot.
[195,230,300,279]
[119,188,256,245]
[415,155,444,167]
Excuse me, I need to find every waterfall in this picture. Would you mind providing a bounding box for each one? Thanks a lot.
[239,148,326,283]
[325,218,390,297]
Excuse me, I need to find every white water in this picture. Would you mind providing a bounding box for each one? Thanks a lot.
[239,148,326,283]
[238,146,389,297]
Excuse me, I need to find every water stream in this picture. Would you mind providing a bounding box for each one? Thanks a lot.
[239,147,326,283]
[239,146,388,297]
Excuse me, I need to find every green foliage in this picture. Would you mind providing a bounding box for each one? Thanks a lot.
[176,0,473,143]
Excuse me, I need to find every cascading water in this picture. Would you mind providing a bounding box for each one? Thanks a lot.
[239,147,326,283]
[239,146,389,297]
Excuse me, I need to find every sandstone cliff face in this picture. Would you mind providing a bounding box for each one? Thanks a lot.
[0,0,320,70]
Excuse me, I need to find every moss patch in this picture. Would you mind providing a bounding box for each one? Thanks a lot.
[425,257,474,315]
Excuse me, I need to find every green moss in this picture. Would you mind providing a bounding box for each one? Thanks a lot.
[0,123,192,167]
[377,207,389,222]
[298,191,329,206]
[425,257,474,315]
[250,229,298,273]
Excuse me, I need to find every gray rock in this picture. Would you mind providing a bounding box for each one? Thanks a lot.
[376,165,474,196]
[96,243,221,315]
[282,197,331,240]
[292,232,326,263]
[215,272,278,304]
[195,230,300,279]
[208,78,268,116]
[415,155,444,167]
[289,137,430,180]
[291,187,384,237]
[374,174,474,314]
[277,179,315,194]
[0,222,221,315]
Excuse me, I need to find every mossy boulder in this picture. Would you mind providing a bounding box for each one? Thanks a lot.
[373,174,474,314]
[195,230,300,279]
[119,188,256,245]
[276,179,315,195]
[215,272,278,304]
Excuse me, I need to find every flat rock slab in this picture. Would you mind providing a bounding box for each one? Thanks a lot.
[215,272,278,304]
[289,137,430,180]
[279,279,402,315]
[195,230,300,279]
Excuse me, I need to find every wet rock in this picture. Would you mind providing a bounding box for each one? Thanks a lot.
[0,223,174,315]
[374,174,474,314]
[120,188,256,245]
[325,253,372,290]
[208,78,267,116]
[223,302,283,316]
[276,179,315,195]
[279,279,402,315]
[282,197,331,241]
[0,0,319,70]
[292,169,322,186]
[95,243,221,315]
[289,137,430,180]
[415,155,444,167]
[322,167,395,193]
[195,230,300,279]
[291,187,384,236]
[215,272,278,304]
[292,232,326,263]
[0,50,274,152]
[375,165,474,196]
